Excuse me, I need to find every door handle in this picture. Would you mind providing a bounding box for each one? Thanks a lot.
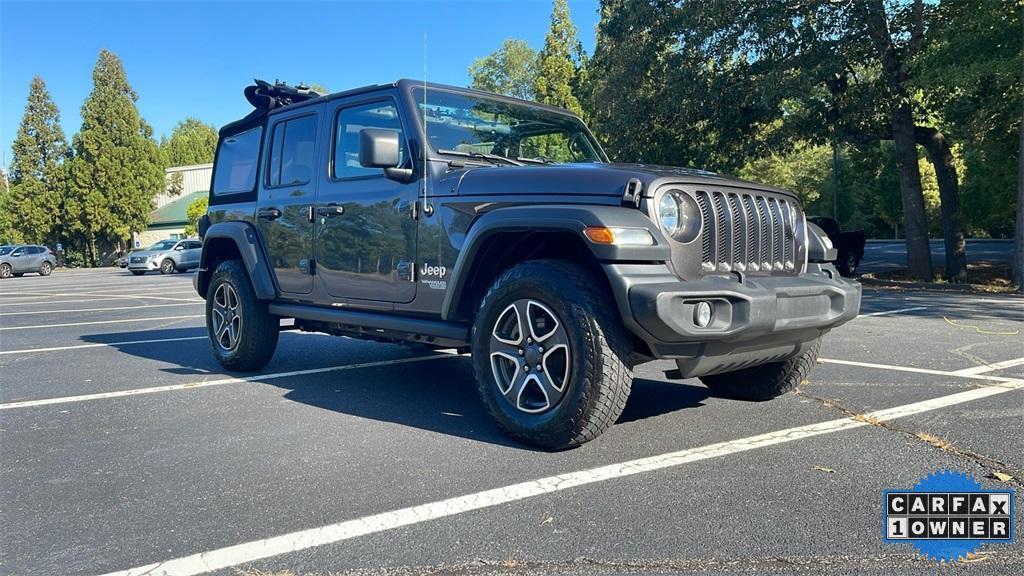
[257,208,282,220]
[316,204,345,217]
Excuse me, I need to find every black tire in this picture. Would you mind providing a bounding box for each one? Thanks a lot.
[0,264,11,279]
[206,259,279,371]
[131,270,146,276]
[160,258,175,274]
[837,253,858,277]
[38,261,52,276]
[700,339,821,401]
[472,260,633,450]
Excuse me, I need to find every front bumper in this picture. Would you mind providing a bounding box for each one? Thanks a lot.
[605,263,861,377]
[127,260,160,271]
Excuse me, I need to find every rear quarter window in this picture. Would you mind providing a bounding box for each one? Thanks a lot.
[212,127,263,195]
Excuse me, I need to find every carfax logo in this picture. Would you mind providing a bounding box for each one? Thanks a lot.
[884,469,1015,562]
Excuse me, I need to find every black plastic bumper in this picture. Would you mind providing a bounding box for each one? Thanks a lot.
[604,263,861,375]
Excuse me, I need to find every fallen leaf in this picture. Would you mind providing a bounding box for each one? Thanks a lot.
[813,466,835,474]
[990,471,1014,483]
[539,516,553,526]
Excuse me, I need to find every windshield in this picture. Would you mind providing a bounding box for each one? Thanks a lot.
[413,88,604,164]
[147,240,177,251]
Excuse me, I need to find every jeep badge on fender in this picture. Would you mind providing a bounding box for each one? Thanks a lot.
[194,79,861,450]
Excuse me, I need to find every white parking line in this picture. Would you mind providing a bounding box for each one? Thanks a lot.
[0,353,460,410]
[0,302,202,316]
[857,306,927,318]
[95,374,1024,576]
[0,292,199,303]
[0,335,208,356]
[0,297,202,307]
[0,315,203,331]
[951,357,1024,376]
[817,357,1018,383]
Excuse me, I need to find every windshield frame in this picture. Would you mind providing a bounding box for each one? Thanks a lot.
[404,85,609,165]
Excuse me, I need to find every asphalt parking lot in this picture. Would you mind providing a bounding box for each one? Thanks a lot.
[1,268,1022,576]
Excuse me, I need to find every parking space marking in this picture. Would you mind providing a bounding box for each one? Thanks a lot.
[0,297,201,307]
[856,306,927,318]
[0,292,199,303]
[0,302,202,317]
[817,357,1019,384]
[0,335,208,356]
[0,353,461,410]
[951,356,1024,376]
[0,315,203,331]
[95,373,1024,576]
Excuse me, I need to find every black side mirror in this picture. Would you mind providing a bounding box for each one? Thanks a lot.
[359,129,401,168]
[359,128,415,183]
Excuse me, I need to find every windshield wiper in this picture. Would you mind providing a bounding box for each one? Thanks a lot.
[516,156,556,165]
[437,149,524,166]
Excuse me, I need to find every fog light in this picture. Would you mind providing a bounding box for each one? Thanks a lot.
[694,301,713,328]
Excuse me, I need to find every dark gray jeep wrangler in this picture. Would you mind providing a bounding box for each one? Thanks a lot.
[196,79,861,449]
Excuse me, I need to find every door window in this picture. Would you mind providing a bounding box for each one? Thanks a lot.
[267,115,318,187]
[212,127,263,195]
[333,101,406,180]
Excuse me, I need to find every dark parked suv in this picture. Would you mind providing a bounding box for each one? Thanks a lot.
[196,80,861,449]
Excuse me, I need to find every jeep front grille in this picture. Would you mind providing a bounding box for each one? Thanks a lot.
[693,190,799,274]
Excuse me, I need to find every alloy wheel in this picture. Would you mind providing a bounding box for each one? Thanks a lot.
[489,299,571,414]
[211,282,242,352]
[0,264,10,278]
[162,260,174,274]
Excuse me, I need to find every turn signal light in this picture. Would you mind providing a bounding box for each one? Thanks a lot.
[583,227,655,246]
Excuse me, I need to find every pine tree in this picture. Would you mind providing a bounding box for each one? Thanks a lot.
[68,49,164,264]
[534,0,584,116]
[159,117,218,167]
[8,76,69,245]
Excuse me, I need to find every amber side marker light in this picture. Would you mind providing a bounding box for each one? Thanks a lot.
[583,226,655,246]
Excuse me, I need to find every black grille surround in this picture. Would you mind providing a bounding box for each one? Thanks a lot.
[655,186,807,278]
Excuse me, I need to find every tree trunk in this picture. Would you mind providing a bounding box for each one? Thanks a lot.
[860,0,933,280]
[892,106,934,280]
[916,126,966,281]
[1014,113,1024,292]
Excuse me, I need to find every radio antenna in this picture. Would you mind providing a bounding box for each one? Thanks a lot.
[421,30,432,216]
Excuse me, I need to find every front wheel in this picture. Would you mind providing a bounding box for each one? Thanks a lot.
[38,261,52,276]
[472,260,633,450]
[700,339,821,401]
[0,264,11,279]
[206,259,279,371]
[160,258,175,274]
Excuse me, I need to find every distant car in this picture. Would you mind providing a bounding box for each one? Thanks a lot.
[808,216,865,277]
[126,238,202,275]
[115,255,128,268]
[0,244,56,278]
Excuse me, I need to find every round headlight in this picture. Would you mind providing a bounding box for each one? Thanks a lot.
[658,193,680,235]
[660,190,702,243]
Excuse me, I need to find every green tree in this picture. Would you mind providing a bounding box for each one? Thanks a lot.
[68,49,165,265]
[534,0,584,116]
[159,117,218,166]
[469,39,539,100]
[8,76,69,246]
[184,195,208,236]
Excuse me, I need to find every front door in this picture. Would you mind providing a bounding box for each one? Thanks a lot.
[314,96,418,303]
[256,107,321,295]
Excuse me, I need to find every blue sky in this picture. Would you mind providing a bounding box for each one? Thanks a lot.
[1,0,600,163]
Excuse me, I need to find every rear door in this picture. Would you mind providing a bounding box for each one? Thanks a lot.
[184,240,202,268]
[313,94,418,304]
[256,105,323,296]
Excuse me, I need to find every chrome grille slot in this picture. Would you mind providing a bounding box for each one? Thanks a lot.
[694,189,800,274]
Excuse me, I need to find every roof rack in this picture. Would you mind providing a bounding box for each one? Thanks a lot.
[244,79,321,112]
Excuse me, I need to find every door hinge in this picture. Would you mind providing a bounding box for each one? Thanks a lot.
[307,204,315,223]
[309,259,316,275]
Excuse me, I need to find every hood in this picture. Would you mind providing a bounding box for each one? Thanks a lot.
[128,250,167,259]
[448,162,796,199]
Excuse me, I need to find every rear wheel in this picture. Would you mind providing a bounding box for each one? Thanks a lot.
[700,339,821,401]
[472,260,633,450]
[131,270,146,276]
[160,258,175,274]
[206,259,279,371]
[0,264,11,279]
[38,261,52,276]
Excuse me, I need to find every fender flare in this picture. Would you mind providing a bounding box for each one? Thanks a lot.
[195,221,278,300]
[440,204,670,320]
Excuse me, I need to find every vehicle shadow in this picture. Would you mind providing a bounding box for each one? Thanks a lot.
[81,328,711,449]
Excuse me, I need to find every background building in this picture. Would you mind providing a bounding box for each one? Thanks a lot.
[132,163,210,248]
